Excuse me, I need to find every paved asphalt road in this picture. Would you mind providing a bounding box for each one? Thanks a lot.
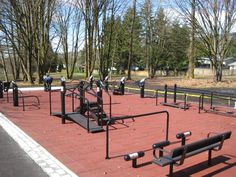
[0,126,49,177]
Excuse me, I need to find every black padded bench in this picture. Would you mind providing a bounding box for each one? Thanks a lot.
[152,131,231,177]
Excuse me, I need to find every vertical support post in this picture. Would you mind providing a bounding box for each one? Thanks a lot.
[106,121,110,159]
[139,78,145,98]
[72,93,75,112]
[159,150,163,157]
[140,84,145,98]
[173,84,177,103]
[169,164,173,177]
[182,137,186,145]
[105,81,109,91]
[79,81,85,114]
[49,90,52,115]
[164,84,167,103]
[61,81,66,124]
[210,92,213,109]
[12,82,19,106]
[156,90,158,106]
[0,81,3,98]
[96,81,103,105]
[120,81,125,95]
[104,76,109,91]
[132,159,137,168]
[201,93,204,110]
[184,94,187,111]
[89,75,94,89]
[208,149,212,165]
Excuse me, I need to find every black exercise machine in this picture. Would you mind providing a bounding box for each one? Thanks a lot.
[113,77,125,95]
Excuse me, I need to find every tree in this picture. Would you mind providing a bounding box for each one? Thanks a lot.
[56,1,82,79]
[140,0,154,78]
[0,0,56,84]
[151,8,169,76]
[127,0,136,80]
[187,0,196,79]
[175,0,236,82]
[168,22,190,75]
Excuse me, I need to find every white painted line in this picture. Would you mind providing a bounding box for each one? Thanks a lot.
[0,112,78,177]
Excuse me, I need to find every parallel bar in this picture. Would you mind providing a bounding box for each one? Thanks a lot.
[105,110,169,159]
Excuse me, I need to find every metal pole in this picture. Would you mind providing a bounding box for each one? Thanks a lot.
[79,81,85,114]
[96,81,103,105]
[173,84,177,103]
[0,81,3,98]
[13,83,19,106]
[105,111,169,159]
[198,95,201,114]
[201,93,204,110]
[106,121,110,159]
[156,90,158,106]
[210,92,213,109]
[109,96,112,119]
[166,111,169,141]
[72,93,75,112]
[61,85,66,124]
[140,83,145,98]
[164,85,167,103]
[184,94,187,111]
[49,91,52,115]
[120,82,125,95]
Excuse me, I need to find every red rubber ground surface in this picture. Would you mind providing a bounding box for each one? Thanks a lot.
[0,90,236,177]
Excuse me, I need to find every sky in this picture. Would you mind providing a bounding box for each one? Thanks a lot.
[51,0,236,52]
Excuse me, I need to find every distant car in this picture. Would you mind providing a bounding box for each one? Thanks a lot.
[138,66,145,71]
[108,67,117,71]
[131,66,139,71]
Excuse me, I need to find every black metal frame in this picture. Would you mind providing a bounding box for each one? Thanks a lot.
[18,90,40,111]
[199,92,236,118]
[152,131,231,177]
[159,84,189,110]
[11,82,40,111]
[105,110,170,159]
[99,81,112,119]
[49,88,62,115]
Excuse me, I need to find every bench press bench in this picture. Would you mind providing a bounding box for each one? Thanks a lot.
[152,131,231,177]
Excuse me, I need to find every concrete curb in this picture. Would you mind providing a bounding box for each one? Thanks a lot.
[0,112,78,177]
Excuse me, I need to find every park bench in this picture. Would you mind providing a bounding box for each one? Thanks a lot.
[152,131,231,177]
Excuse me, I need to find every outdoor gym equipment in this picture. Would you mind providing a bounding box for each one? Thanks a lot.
[139,78,145,98]
[0,81,3,98]
[198,91,236,118]
[176,131,192,145]
[12,81,19,106]
[160,84,189,110]
[105,110,169,159]
[152,140,170,158]
[89,75,94,89]
[49,79,110,133]
[104,76,109,91]
[124,151,145,168]
[1,81,11,102]
[152,131,231,177]
[11,81,40,111]
[96,80,103,105]
[43,74,53,91]
[113,77,125,95]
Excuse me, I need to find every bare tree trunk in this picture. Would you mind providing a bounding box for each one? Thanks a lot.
[0,51,9,81]
[127,0,136,80]
[187,0,195,79]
